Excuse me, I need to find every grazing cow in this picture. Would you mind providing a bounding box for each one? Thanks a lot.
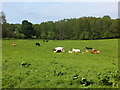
[36,43,40,46]
[92,51,100,54]
[52,49,56,51]
[53,47,64,53]
[12,44,17,46]
[72,49,80,53]
[89,49,100,54]
[86,47,93,49]
[68,51,73,53]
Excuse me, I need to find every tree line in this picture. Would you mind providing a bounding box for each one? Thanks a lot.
[1,11,120,40]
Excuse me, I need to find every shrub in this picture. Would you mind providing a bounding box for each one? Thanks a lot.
[15,34,25,39]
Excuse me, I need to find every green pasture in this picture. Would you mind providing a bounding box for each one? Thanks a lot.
[2,39,119,88]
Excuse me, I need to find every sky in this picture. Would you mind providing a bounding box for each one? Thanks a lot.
[1,1,118,24]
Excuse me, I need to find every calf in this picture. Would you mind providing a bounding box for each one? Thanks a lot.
[36,43,40,46]
[89,49,100,54]
[68,51,73,53]
[12,44,17,46]
[86,47,93,49]
[72,49,80,53]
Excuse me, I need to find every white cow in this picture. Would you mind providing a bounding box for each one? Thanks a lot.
[54,47,64,53]
[72,49,80,53]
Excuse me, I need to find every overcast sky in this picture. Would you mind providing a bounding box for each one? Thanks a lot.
[2,1,118,24]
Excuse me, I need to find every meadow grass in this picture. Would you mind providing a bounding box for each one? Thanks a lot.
[2,39,119,88]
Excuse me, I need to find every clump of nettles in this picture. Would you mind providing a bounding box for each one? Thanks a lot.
[72,74,94,86]
[97,71,119,87]
[79,77,94,86]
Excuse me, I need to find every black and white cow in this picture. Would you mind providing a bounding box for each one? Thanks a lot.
[36,43,40,46]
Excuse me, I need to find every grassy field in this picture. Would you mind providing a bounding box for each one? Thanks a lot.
[2,39,119,88]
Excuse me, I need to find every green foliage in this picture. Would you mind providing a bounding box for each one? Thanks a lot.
[2,39,119,88]
[47,32,55,39]
[15,34,25,39]
[20,20,35,38]
[41,32,47,39]
[3,15,120,39]
[33,24,41,38]
[38,16,119,39]
[97,71,119,87]
[0,12,8,38]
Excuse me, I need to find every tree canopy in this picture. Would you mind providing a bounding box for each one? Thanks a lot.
[19,20,35,38]
[1,12,120,40]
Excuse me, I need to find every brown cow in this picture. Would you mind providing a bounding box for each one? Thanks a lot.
[12,44,17,46]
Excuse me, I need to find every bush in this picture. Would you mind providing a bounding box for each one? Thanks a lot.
[15,34,25,39]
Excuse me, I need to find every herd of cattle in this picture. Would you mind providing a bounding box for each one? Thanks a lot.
[12,41,100,54]
[52,47,100,54]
